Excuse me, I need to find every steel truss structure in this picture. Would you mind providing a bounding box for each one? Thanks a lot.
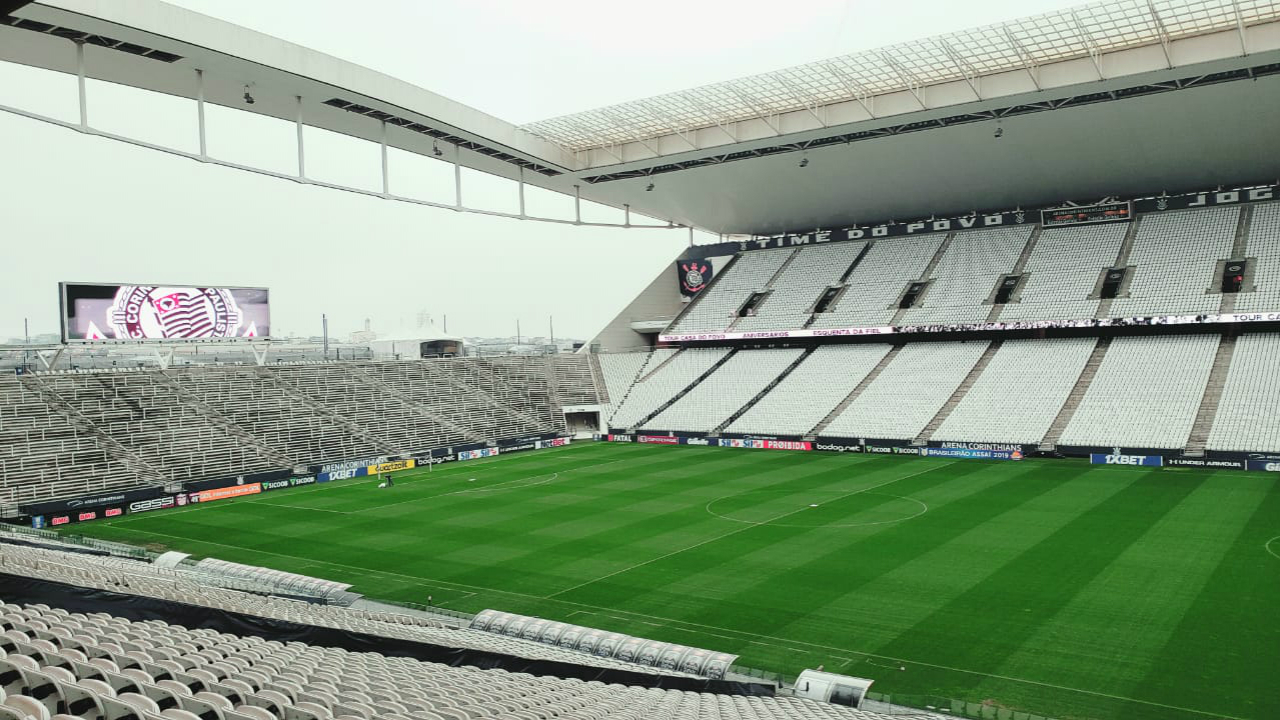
[521,0,1280,153]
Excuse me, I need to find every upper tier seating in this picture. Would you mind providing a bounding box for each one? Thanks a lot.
[669,203,1280,334]
[735,243,866,331]
[810,234,947,329]
[1107,206,1238,317]
[997,223,1127,321]
[931,338,1097,445]
[644,349,805,432]
[1059,335,1220,449]
[823,341,989,441]
[726,345,894,436]
[1206,333,1280,452]
[671,250,793,333]
[1235,203,1280,312]
[898,227,1031,326]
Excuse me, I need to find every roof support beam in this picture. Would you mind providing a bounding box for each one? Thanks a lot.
[195,69,207,159]
[936,39,981,100]
[1232,0,1249,54]
[727,87,782,135]
[1146,0,1174,69]
[878,52,927,109]
[821,62,877,118]
[679,92,740,143]
[1071,10,1107,79]
[773,75,828,127]
[1003,28,1042,91]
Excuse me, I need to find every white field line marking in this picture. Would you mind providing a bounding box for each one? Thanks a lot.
[431,590,477,607]
[352,453,638,513]
[1266,535,1280,560]
[705,490,928,528]
[99,449,630,527]
[106,524,1249,720]
[249,502,353,515]
[545,461,957,598]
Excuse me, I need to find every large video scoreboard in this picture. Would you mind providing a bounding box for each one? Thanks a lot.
[60,283,270,342]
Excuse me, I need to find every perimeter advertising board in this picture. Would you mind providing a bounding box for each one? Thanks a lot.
[61,282,270,341]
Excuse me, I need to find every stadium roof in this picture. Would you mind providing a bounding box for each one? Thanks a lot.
[3,0,1279,236]
[521,0,1280,152]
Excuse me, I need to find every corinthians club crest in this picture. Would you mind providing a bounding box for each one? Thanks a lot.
[108,286,244,340]
[676,258,713,297]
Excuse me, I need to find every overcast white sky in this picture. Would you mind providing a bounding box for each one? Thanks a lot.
[0,0,1082,343]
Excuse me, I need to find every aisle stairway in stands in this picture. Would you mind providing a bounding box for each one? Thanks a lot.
[712,348,816,434]
[913,341,1003,444]
[1184,334,1238,456]
[630,350,738,430]
[724,247,801,331]
[1038,337,1112,451]
[984,227,1042,322]
[1219,206,1254,313]
[806,345,903,438]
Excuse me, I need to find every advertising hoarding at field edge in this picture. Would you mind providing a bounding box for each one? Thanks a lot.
[60,282,270,341]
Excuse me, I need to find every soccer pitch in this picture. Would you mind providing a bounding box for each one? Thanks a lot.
[65,442,1279,720]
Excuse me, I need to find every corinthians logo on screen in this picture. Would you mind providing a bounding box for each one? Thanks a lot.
[109,286,244,339]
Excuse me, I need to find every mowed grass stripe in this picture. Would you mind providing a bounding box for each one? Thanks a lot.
[976,471,1273,705]
[437,450,892,593]
[865,467,1199,716]
[618,459,1018,638]
[723,464,1131,683]
[549,456,962,605]
[1131,471,1280,720]
[730,464,1101,656]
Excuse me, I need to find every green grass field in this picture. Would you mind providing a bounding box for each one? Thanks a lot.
[63,442,1279,720]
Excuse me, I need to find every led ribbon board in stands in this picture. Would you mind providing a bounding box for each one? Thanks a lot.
[61,282,270,341]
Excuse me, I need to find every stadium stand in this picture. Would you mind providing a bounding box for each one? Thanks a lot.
[0,356,600,509]
[1058,335,1221,449]
[1235,203,1280,312]
[0,377,140,509]
[996,223,1128,321]
[897,227,1033,326]
[596,351,655,423]
[822,342,990,441]
[1206,333,1280,452]
[644,349,806,432]
[1108,206,1240,317]
[0,541,903,720]
[725,345,893,437]
[929,338,1098,445]
[734,243,867,331]
[670,250,793,333]
[608,349,732,429]
[810,234,947,330]
[672,203,1280,332]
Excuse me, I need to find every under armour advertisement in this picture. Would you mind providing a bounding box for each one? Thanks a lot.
[61,282,270,341]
